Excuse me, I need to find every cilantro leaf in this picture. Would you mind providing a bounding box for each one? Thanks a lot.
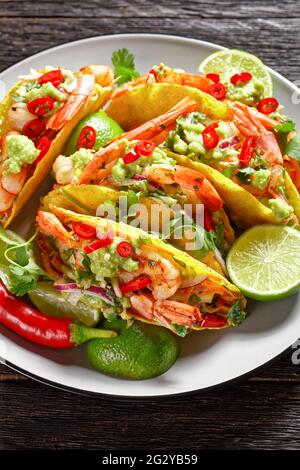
[275,119,295,153]
[275,119,295,134]
[284,133,300,161]
[228,302,246,326]
[236,166,255,184]
[0,228,47,296]
[172,324,188,337]
[112,48,140,85]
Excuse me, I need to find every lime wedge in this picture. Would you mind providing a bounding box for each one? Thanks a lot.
[226,225,300,301]
[199,49,273,102]
[29,282,100,326]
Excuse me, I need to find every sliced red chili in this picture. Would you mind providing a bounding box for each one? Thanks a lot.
[77,125,96,150]
[34,136,51,164]
[230,72,252,85]
[119,275,152,295]
[206,73,220,83]
[207,82,226,100]
[27,97,55,116]
[117,241,134,258]
[84,233,113,254]
[22,118,45,139]
[134,140,155,156]
[72,222,96,240]
[38,69,64,87]
[239,136,255,167]
[123,150,140,164]
[203,208,214,232]
[257,97,279,115]
[201,313,227,328]
[202,123,219,149]
[148,68,158,80]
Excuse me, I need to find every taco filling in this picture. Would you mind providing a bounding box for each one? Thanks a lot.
[0,65,112,226]
[164,105,297,224]
[37,206,246,336]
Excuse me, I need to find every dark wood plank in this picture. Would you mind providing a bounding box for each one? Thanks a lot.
[1,0,299,18]
[0,17,299,83]
[1,380,300,449]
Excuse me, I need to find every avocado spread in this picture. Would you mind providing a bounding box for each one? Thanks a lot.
[268,198,293,222]
[3,134,40,175]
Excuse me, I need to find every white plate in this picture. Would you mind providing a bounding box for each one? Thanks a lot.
[0,34,299,398]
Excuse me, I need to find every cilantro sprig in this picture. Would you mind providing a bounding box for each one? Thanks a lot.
[112,48,140,85]
[0,227,47,296]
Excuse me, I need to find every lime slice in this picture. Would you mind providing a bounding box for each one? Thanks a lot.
[199,49,273,103]
[227,225,300,301]
[29,282,100,327]
[66,110,123,155]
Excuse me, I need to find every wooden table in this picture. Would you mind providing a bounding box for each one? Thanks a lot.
[1,0,300,450]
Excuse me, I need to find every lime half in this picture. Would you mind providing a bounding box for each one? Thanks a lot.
[29,282,100,326]
[199,49,273,100]
[227,225,300,301]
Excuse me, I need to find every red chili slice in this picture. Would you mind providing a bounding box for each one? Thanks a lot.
[207,82,226,100]
[77,125,96,150]
[257,97,279,115]
[117,241,134,258]
[84,233,113,254]
[202,123,219,149]
[123,150,140,164]
[38,69,64,87]
[206,73,220,83]
[27,97,55,116]
[148,68,158,80]
[34,136,51,164]
[203,208,214,232]
[72,222,96,240]
[22,118,45,139]
[119,275,152,295]
[239,136,255,167]
[201,313,227,328]
[230,72,252,85]
[134,140,155,156]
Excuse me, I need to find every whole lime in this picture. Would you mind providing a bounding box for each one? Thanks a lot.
[87,318,179,380]
[66,110,123,155]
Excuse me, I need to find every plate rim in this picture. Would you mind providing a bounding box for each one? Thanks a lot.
[0,33,297,398]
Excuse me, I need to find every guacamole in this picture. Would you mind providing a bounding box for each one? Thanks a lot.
[269,198,293,222]
[25,82,66,102]
[226,79,265,106]
[3,134,40,175]
[88,237,139,280]
[252,169,271,190]
[111,145,175,184]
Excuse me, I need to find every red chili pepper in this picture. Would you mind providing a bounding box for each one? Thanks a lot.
[0,282,115,348]
[38,69,64,87]
[123,150,140,164]
[119,275,152,295]
[77,125,96,150]
[148,68,158,80]
[200,313,227,328]
[22,118,45,139]
[239,136,255,167]
[230,72,252,85]
[207,82,226,100]
[134,140,155,156]
[202,123,219,149]
[206,73,220,83]
[34,136,51,164]
[203,208,214,232]
[72,222,97,240]
[257,97,279,115]
[84,233,113,254]
[117,241,134,258]
[27,97,55,116]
